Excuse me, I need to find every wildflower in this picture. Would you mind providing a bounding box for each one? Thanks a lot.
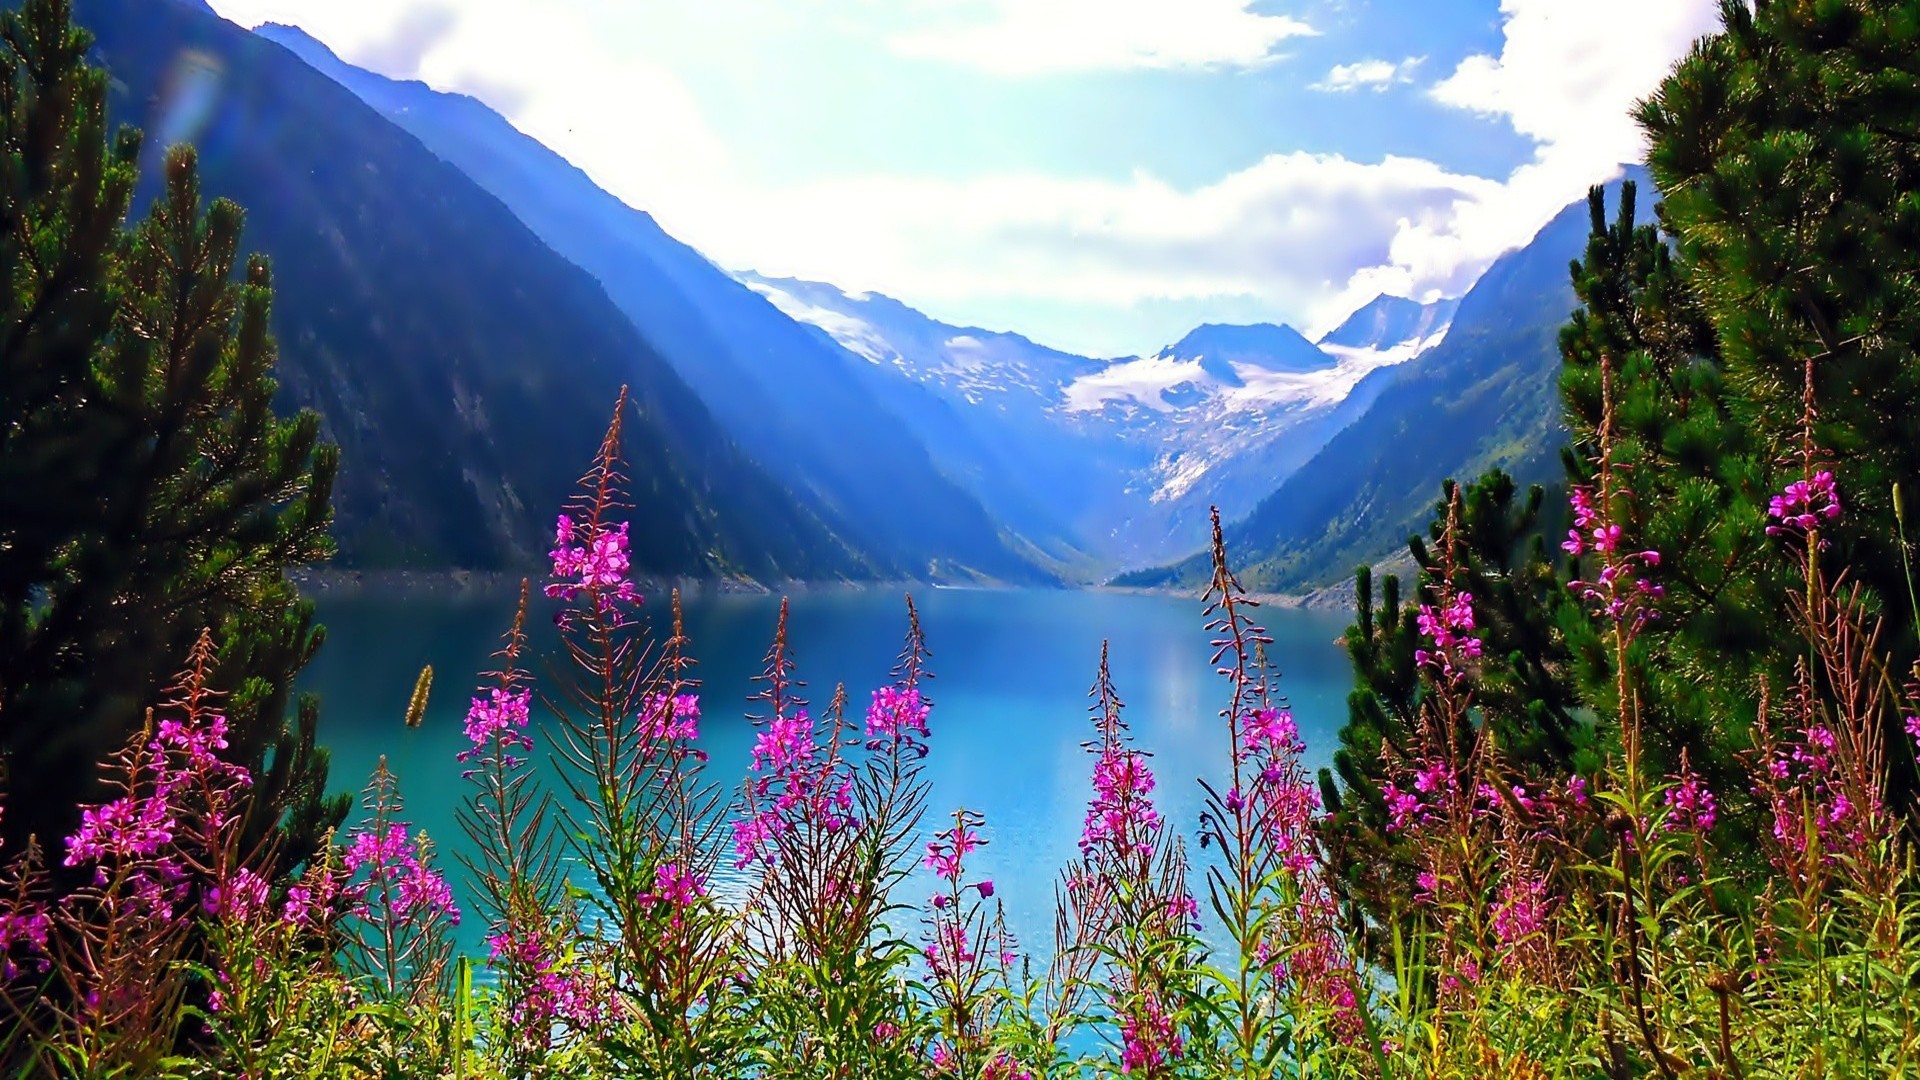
[1766,470,1842,535]
[458,686,532,760]
[1492,870,1549,948]
[205,867,271,921]
[1664,765,1718,833]
[1241,706,1301,759]
[1082,749,1162,857]
[343,822,459,926]
[865,685,932,752]
[0,903,51,982]
[639,861,706,932]
[925,823,982,882]
[643,692,701,744]
[1414,591,1482,680]
[1119,995,1182,1075]
[547,514,640,606]
[488,924,604,1031]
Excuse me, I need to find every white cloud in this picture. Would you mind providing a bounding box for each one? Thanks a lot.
[1313,0,1727,325]
[1310,56,1422,93]
[888,0,1316,75]
[701,154,1501,352]
[206,0,733,228]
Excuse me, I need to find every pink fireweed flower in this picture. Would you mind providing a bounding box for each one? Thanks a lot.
[205,866,272,921]
[343,822,459,926]
[865,685,932,754]
[1766,470,1842,536]
[1414,591,1482,681]
[1241,706,1301,760]
[640,862,706,931]
[1565,488,1664,632]
[1082,749,1162,858]
[642,692,701,744]
[1119,995,1182,1075]
[734,707,858,867]
[64,796,176,866]
[0,901,51,982]
[488,924,605,1033]
[64,707,251,876]
[1382,781,1422,833]
[1563,486,1599,555]
[751,709,816,776]
[457,686,533,763]
[1664,766,1718,833]
[1491,870,1549,949]
[924,823,983,882]
[547,514,640,606]
[284,862,347,928]
[984,1054,1035,1080]
[924,919,977,977]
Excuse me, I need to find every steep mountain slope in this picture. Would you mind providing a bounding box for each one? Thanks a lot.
[75,0,876,580]
[257,24,1048,584]
[745,273,1457,571]
[1119,176,1643,592]
[735,272,1122,571]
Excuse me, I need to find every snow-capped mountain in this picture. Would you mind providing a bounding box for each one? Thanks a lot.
[740,271,1456,571]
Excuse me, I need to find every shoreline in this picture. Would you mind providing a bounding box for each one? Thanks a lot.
[290,567,953,602]
[290,567,1354,613]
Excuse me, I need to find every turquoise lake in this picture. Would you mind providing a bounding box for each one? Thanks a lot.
[304,586,1355,959]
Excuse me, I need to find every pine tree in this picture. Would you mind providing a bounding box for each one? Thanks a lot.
[1638,0,1920,797]
[0,0,346,875]
[1556,178,1774,802]
[1318,470,1584,958]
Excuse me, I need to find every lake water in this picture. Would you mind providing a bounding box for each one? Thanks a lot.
[303,585,1355,960]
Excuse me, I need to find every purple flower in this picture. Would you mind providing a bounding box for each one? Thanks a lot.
[864,685,931,747]
[1664,766,1718,833]
[1766,470,1842,535]
[459,687,532,759]
[1415,592,1482,681]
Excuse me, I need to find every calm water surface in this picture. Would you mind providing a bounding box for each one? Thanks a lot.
[303,586,1353,958]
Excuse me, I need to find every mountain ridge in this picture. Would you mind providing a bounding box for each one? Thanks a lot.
[1117,170,1650,592]
[257,21,1053,585]
[77,0,879,581]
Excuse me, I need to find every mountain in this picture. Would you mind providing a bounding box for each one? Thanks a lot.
[73,0,873,579]
[1318,295,1460,352]
[736,272,1115,573]
[1166,323,1334,385]
[256,23,1049,585]
[743,273,1457,572]
[1119,174,1646,593]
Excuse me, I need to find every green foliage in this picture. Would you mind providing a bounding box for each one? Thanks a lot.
[1639,0,1920,797]
[0,0,343,875]
[1320,472,1587,961]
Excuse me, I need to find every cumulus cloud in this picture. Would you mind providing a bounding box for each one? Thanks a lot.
[700,154,1499,323]
[207,0,732,228]
[1310,56,1421,93]
[1322,0,1727,319]
[348,3,456,81]
[888,0,1316,75]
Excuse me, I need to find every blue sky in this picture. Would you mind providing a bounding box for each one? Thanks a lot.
[205,0,1724,357]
